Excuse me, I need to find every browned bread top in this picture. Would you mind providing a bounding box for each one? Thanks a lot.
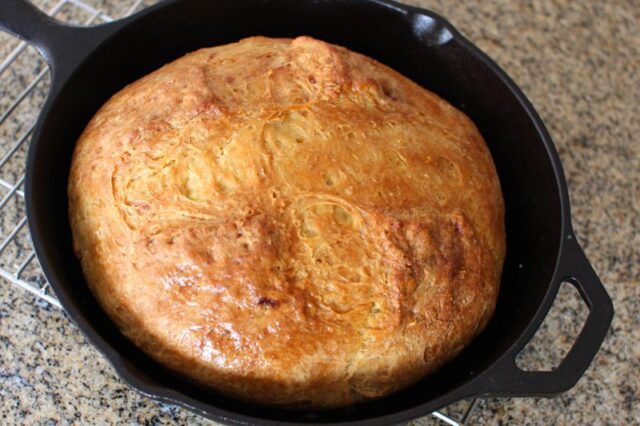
[68,36,505,408]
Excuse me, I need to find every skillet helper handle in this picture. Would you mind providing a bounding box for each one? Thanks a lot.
[480,235,614,397]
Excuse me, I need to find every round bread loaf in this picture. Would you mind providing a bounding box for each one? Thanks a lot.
[69,36,505,408]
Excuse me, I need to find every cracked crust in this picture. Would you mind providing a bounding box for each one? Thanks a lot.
[68,36,505,407]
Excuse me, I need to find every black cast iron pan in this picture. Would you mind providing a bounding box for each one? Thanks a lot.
[0,0,614,424]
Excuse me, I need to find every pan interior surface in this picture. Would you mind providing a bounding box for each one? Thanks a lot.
[27,0,563,422]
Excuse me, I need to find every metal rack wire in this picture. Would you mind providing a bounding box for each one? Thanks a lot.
[0,1,478,423]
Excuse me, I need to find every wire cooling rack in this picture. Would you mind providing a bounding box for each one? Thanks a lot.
[0,1,480,424]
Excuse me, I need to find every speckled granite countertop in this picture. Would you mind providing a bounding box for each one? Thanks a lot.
[0,0,638,424]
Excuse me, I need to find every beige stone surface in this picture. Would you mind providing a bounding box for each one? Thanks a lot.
[0,0,637,424]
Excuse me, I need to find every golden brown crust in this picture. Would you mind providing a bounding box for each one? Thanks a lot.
[68,36,505,407]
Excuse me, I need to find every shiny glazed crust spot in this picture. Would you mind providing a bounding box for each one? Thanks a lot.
[68,36,505,408]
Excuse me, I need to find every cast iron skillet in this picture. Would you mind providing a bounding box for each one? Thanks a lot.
[0,0,614,424]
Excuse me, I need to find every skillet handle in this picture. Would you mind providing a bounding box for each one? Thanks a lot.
[0,0,122,78]
[477,235,614,397]
[0,0,69,65]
